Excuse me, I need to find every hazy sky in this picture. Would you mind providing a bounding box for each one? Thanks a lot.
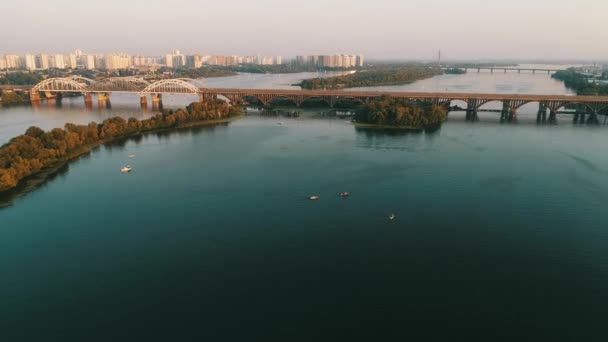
[1,0,607,60]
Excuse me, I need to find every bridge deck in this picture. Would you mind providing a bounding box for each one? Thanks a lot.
[202,88,608,103]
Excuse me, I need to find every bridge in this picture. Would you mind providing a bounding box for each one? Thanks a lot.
[442,67,561,74]
[7,77,608,123]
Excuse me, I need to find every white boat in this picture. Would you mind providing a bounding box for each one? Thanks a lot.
[389,214,396,221]
[121,165,132,173]
[129,155,135,158]
[309,196,319,201]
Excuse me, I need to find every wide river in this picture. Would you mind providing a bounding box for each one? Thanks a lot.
[2,67,608,340]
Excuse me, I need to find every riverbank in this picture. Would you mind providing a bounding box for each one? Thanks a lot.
[0,115,240,208]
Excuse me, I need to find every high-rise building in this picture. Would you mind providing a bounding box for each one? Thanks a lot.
[275,56,282,65]
[24,54,37,70]
[4,55,21,69]
[0,59,6,70]
[83,55,96,69]
[37,54,49,70]
[172,54,186,68]
[50,54,65,69]
[165,54,173,68]
[356,54,364,67]
[104,54,131,70]
[65,54,77,69]
[93,55,104,70]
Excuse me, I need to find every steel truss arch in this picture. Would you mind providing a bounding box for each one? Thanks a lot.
[139,79,201,95]
[32,78,88,93]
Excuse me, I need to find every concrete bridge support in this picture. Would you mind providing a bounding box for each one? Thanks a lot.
[152,93,163,111]
[84,93,93,110]
[465,99,479,121]
[97,93,111,109]
[140,95,148,110]
[30,90,41,105]
[537,103,547,123]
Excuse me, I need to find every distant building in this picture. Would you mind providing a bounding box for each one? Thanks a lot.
[82,55,96,69]
[104,54,131,70]
[165,54,173,68]
[37,54,49,70]
[0,59,6,70]
[24,54,37,70]
[4,55,21,69]
[49,54,65,69]
[296,54,363,68]
[65,54,78,69]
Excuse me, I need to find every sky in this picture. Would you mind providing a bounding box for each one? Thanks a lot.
[1,0,607,60]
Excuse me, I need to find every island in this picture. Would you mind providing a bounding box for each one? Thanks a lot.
[552,68,608,96]
[298,65,443,90]
[0,98,241,195]
[354,95,448,131]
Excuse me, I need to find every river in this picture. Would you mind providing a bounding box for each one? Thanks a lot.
[1,66,607,341]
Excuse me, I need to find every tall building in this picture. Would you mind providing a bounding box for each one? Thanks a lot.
[4,55,21,69]
[165,49,186,68]
[24,54,37,70]
[0,59,6,70]
[104,54,131,70]
[356,54,364,67]
[83,55,95,69]
[165,54,173,68]
[65,54,78,69]
[50,54,65,69]
[37,54,49,70]
[172,54,186,68]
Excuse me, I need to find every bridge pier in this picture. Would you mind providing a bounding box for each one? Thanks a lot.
[466,99,479,121]
[548,109,557,123]
[84,93,93,110]
[97,92,111,109]
[30,90,41,105]
[152,93,163,111]
[500,101,517,122]
[537,103,547,123]
[586,110,600,125]
[140,95,148,110]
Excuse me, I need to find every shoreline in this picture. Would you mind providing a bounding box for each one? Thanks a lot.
[0,116,240,209]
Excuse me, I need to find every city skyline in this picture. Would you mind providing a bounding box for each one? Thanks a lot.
[0,49,364,71]
[1,0,607,60]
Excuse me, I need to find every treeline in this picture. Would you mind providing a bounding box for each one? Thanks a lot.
[0,72,44,85]
[355,95,448,128]
[0,91,25,106]
[299,66,442,90]
[0,98,241,192]
[552,69,608,96]
[160,67,238,79]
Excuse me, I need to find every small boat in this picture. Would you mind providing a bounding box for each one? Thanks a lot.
[129,155,135,158]
[309,196,319,201]
[340,192,350,198]
[121,165,132,173]
[277,122,284,125]
[389,214,396,221]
